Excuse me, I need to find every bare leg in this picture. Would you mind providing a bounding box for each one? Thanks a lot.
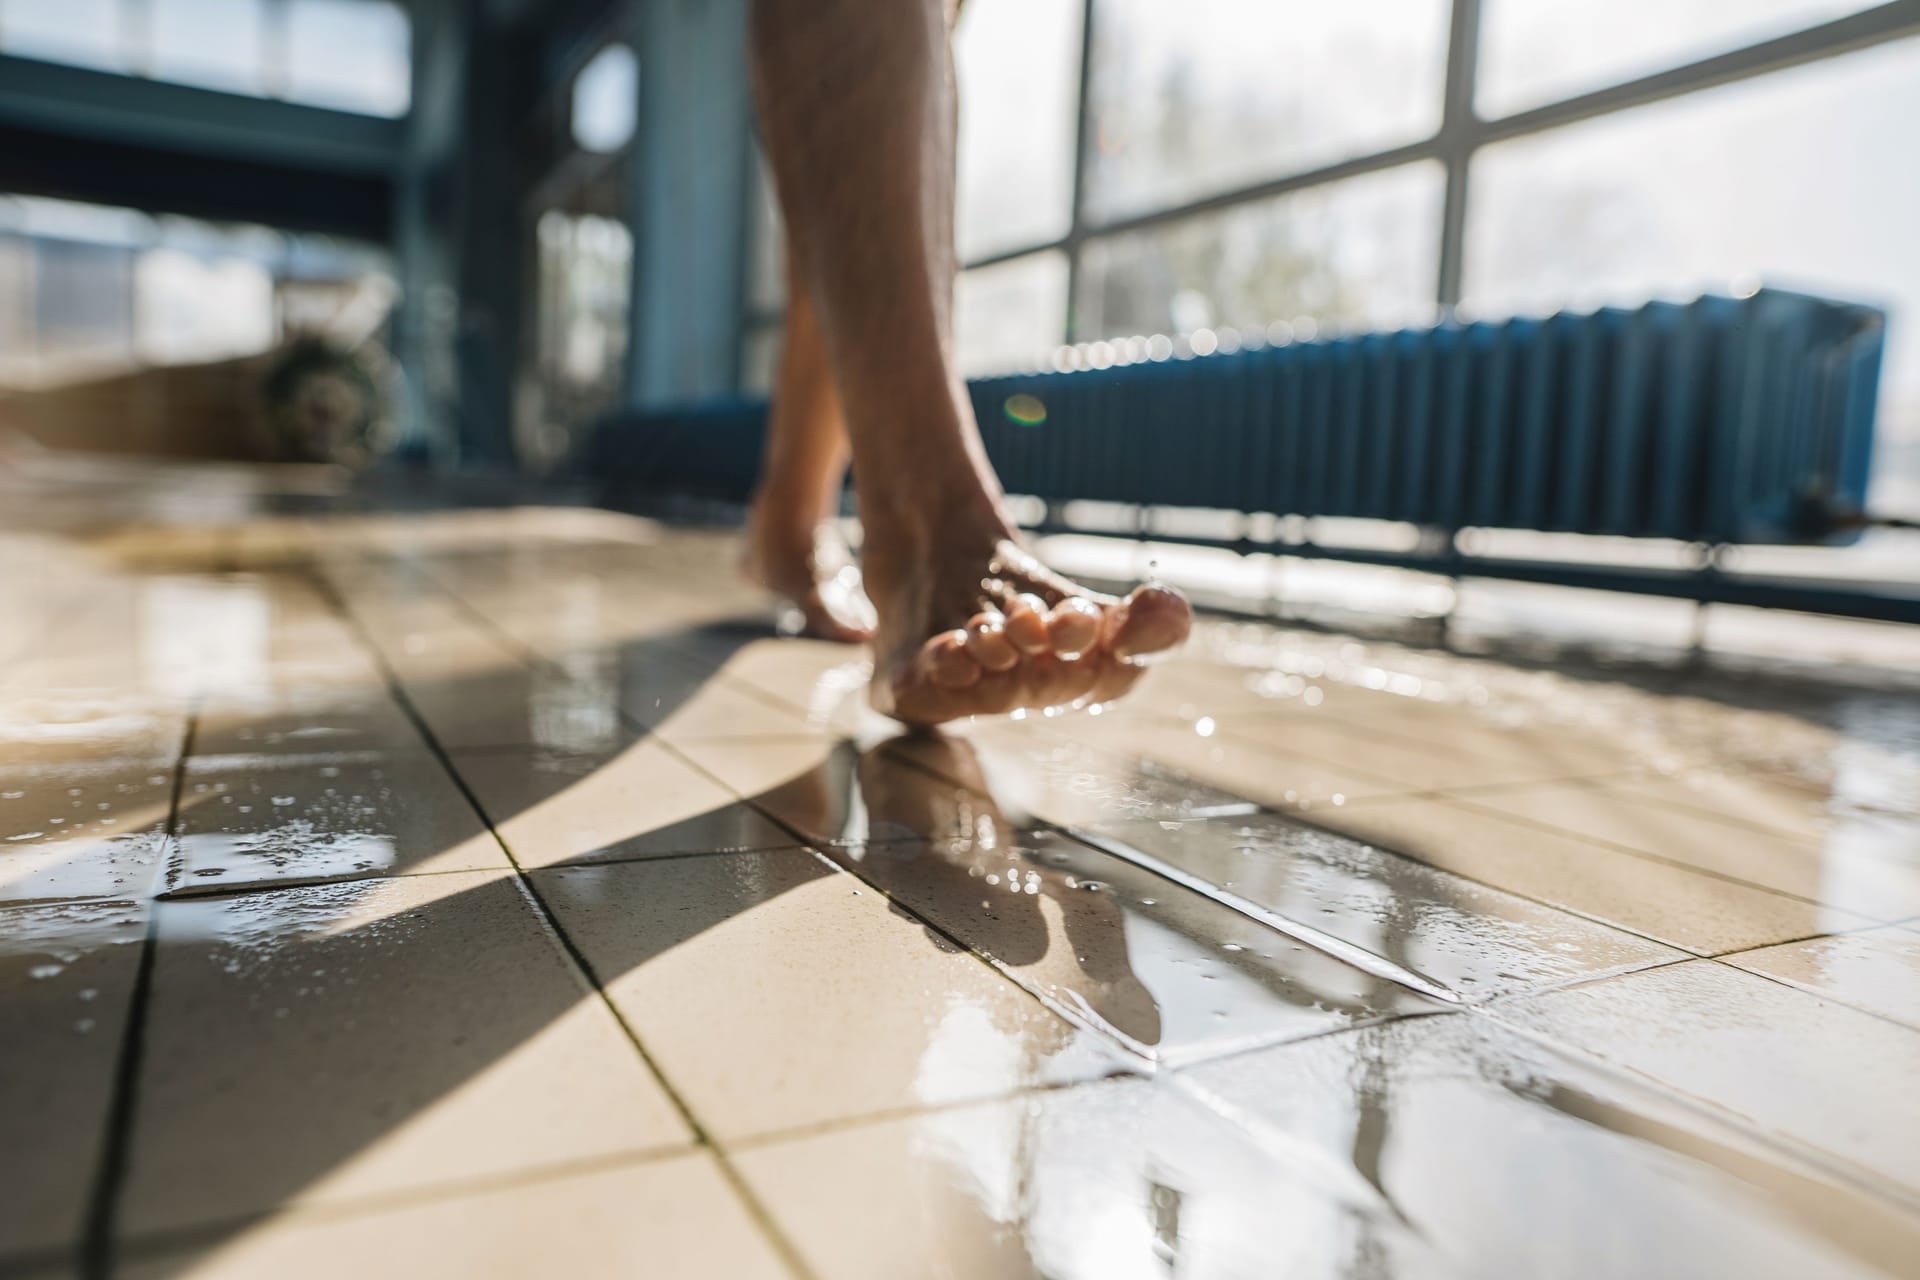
[749,0,1189,723]
[743,258,876,643]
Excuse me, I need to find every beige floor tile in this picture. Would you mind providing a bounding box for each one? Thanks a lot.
[1078,810,1685,1002]
[1086,715,1411,811]
[0,901,147,1260]
[1496,960,1920,1200]
[172,753,508,891]
[1725,927,1920,1031]
[193,689,426,757]
[629,671,817,741]
[0,761,175,904]
[1621,765,1920,864]
[734,1078,1441,1280]
[452,743,798,866]
[1218,715,1634,791]
[119,1152,791,1280]
[907,721,1257,830]
[824,827,1444,1064]
[694,637,886,734]
[122,870,692,1235]
[665,734,867,843]
[535,852,1128,1140]
[1180,1012,1920,1280]
[399,664,637,754]
[1456,780,1920,920]
[0,691,187,769]
[1320,796,1868,955]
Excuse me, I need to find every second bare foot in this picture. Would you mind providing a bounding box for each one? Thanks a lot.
[742,506,877,644]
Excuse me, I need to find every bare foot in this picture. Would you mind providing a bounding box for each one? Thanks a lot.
[862,513,1191,725]
[741,506,877,644]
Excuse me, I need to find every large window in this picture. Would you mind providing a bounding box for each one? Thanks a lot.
[0,195,393,389]
[739,0,1920,512]
[0,0,410,117]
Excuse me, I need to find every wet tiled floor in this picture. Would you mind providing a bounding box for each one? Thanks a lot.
[4,461,1920,1278]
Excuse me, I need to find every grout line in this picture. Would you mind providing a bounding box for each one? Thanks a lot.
[1471,996,1920,1218]
[310,565,823,1280]
[719,1070,1144,1155]
[77,703,197,1280]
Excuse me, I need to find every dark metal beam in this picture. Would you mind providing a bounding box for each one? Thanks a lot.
[0,121,393,240]
[0,53,402,178]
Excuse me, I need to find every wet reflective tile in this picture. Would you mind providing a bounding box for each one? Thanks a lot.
[0,762,176,903]
[735,1078,1443,1280]
[193,689,426,757]
[0,901,147,1262]
[0,692,187,769]
[119,1152,790,1280]
[173,753,508,891]
[1724,926,1920,1032]
[827,827,1443,1064]
[1215,714,1636,791]
[1317,796,1869,955]
[451,744,798,866]
[1497,960,1920,1201]
[399,664,637,755]
[1180,1012,1920,1280]
[665,735,867,844]
[121,871,692,1235]
[625,668,818,741]
[1076,811,1685,1002]
[534,851,1130,1141]
[1459,780,1920,920]
[1079,715,1414,812]
[907,724,1258,830]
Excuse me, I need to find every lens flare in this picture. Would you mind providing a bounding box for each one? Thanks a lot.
[1003,393,1047,426]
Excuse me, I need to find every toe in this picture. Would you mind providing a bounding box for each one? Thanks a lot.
[1107,584,1192,659]
[1002,593,1053,655]
[963,610,1020,672]
[922,630,981,690]
[1047,596,1103,658]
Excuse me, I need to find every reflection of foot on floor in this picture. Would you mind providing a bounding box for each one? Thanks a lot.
[741,504,876,644]
[864,517,1191,726]
[856,735,1164,1048]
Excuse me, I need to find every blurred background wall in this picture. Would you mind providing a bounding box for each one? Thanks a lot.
[0,0,1914,514]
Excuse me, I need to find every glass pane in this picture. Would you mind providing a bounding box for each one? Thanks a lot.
[135,248,275,364]
[150,0,267,96]
[0,235,38,385]
[284,0,409,117]
[572,43,638,153]
[0,0,128,72]
[1075,162,1443,342]
[1464,37,1920,514]
[1083,0,1448,223]
[1478,0,1880,118]
[954,0,1081,260]
[955,251,1069,376]
[29,240,137,380]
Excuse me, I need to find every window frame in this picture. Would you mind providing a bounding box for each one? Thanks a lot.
[739,0,1920,388]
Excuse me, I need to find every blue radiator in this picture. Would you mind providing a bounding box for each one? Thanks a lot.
[968,288,1883,545]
